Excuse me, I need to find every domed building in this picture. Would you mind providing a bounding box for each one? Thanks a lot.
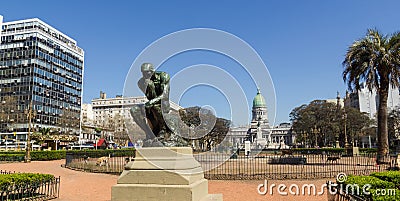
[251,88,270,128]
[247,89,271,147]
[227,88,295,149]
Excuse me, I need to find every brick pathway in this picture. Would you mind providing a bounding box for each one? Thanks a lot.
[0,160,330,201]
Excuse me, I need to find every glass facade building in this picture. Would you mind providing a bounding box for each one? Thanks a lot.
[0,16,84,134]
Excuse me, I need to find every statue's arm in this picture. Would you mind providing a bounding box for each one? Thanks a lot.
[146,72,170,107]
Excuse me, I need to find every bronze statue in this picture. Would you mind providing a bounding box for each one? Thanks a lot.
[130,63,187,147]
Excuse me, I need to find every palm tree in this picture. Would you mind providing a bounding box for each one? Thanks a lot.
[39,127,51,136]
[343,29,400,164]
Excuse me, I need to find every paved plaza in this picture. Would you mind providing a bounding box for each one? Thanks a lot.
[0,160,330,201]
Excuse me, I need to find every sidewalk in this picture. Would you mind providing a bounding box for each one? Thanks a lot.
[0,160,329,201]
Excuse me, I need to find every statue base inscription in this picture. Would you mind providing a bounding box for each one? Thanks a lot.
[111,147,222,201]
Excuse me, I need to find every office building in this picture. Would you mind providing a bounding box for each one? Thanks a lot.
[0,16,84,138]
[345,84,400,119]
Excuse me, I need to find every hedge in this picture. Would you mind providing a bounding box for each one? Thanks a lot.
[0,151,66,161]
[290,148,378,154]
[343,172,400,201]
[0,154,25,162]
[369,189,400,201]
[0,149,136,161]
[344,175,395,190]
[359,148,378,153]
[66,149,136,158]
[31,151,66,161]
[291,148,344,154]
[0,173,55,192]
[370,171,400,187]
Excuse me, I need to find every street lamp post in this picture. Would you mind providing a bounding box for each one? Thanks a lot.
[5,135,8,151]
[314,127,318,148]
[343,109,352,155]
[25,101,33,163]
[306,130,309,148]
[311,126,320,148]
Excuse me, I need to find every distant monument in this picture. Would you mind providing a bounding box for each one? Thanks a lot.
[130,63,187,147]
[255,123,267,147]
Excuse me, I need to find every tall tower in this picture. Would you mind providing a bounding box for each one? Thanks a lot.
[251,88,269,128]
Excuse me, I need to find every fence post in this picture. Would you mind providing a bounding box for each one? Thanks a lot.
[58,176,61,198]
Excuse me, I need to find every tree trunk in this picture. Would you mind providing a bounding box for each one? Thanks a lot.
[377,86,389,164]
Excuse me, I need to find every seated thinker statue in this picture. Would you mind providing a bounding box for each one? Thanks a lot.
[130,63,187,147]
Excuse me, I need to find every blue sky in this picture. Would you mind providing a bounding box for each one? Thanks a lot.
[2,0,400,126]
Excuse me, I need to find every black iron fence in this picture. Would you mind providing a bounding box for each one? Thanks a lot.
[0,170,15,174]
[327,190,366,201]
[195,153,391,180]
[63,150,392,180]
[0,171,60,201]
[64,150,135,174]
[326,181,367,201]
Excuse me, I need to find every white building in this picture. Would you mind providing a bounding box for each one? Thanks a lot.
[228,126,249,147]
[270,123,294,146]
[345,84,400,119]
[326,92,344,108]
[81,103,93,125]
[80,91,183,144]
[91,92,147,133]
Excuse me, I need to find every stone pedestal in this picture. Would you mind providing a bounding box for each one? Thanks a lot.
[352,147,359,156]
[111,147,222,201]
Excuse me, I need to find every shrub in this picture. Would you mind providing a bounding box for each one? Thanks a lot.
[0,173,55,192]
[370,171,400,188]
[66,149,135,158]
[0,151,66,161]
[343,174,400,201]
[30,150,66,161]
[291,148,344,154]
[344,175,395,190]
[0,154,25,162]
[0,149,136,162]
[370,189,400,201]
[359,148,378,153]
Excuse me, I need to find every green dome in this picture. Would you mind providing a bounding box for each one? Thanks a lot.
[253,88,266,107]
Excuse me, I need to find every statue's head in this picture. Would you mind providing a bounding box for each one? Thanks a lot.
[141,63,155,79]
